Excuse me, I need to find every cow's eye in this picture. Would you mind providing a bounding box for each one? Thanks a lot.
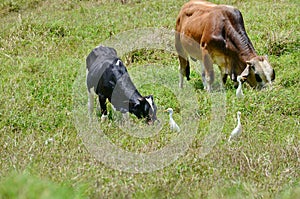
[255,74,262,82]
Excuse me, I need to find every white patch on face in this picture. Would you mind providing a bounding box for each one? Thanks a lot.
[261,60,273,83]
[116,60,121,66]
[145,97,154,112]
[253,61,266,86]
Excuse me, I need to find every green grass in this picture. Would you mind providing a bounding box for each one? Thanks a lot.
[0,0,299,198]
[0,172,85,199]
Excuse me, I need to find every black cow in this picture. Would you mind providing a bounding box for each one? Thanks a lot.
[86,46,157,124]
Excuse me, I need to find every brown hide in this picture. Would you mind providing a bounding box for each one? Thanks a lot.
[175,0,275,91]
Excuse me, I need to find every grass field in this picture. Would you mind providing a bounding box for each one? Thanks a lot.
[0,0,299,198]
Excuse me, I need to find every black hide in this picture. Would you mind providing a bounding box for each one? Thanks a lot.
[86,46,157,122]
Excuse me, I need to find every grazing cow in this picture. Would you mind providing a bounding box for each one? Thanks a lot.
[175,0,275,91]
[86,46,157,124]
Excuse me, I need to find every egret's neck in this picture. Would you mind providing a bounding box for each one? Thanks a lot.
[237,79,242,90]
[237,114,241,124]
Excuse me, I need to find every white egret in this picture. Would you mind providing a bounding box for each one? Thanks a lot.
[236,75,244,99]
[165,108,180,132]
[228,111,242,142]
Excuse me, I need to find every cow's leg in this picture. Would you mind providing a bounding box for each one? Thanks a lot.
[231,73,239,88]
[88,88,94,118]
[122,112,130,127]
[234,81,239,89]
[199,61,207,89]
[96,99,101,113]
[176,32,190,89]
[218,66,228,86]
[98,95,108,121]
[222,74,228,85]
[178,55,190,88]
[202,48,214,92]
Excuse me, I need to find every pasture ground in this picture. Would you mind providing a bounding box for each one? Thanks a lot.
[0,0,299,198]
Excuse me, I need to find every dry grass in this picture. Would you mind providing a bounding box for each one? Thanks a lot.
[0,0,299,198]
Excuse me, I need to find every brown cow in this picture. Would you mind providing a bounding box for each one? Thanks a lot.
[175,0,275,91]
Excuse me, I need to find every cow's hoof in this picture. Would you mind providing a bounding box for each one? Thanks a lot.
[206,85,212,92]
[179,82,183,89]
[101,114,108,122]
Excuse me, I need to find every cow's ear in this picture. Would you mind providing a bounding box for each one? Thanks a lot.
[148,95,154,100]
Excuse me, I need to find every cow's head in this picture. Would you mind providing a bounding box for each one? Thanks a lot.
[139,95,157,125]
[240,56,275,89]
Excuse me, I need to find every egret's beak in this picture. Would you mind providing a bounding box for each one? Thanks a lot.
[240,76,247,83]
